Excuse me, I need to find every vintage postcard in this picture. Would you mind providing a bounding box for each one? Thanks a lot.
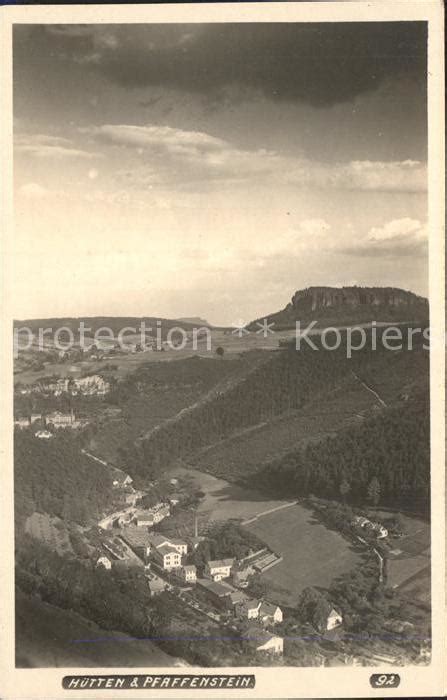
[0,2,445,698]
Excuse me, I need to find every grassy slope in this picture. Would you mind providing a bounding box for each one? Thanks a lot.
[15,589,183,668]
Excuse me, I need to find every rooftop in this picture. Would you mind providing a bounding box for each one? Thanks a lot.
[259,601,280,615]
[148,534,170,548]
[120,527,152,547]
[246,626,281,646]
[207,558,234,569]
[135,510,155,520]
[157,544,180,557]
[197,579,233,597]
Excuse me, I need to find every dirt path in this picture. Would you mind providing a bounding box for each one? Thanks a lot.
[242,500,299,525]
[350,371,387,407]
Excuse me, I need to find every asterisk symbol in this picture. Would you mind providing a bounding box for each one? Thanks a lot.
[255,319,275,337]
[231,319,250,337]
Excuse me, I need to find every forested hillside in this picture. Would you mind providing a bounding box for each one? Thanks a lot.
[91,353,267,464]
[255,392,430,514]
[123,328,429,496]
[14,430,114,533]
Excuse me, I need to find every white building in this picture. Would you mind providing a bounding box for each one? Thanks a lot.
[237,599,261,620]
[258,601,283,625]
[205,558,234,582]
[152,544,182,571]
[96,556,112,570]
[326,608,343,631]
[35,430,53,439]
[248,627,283,655]
[178,565,197,583]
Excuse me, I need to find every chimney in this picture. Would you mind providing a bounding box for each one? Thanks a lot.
[194,512,198,538]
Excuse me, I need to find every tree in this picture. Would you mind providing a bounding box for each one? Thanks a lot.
[367,477,381,506]
[339,479,351,503]
[215,346,225,358]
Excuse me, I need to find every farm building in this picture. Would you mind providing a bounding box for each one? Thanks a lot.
[351,515,388,539]
[231,563,255,587]
[313,601,343,633]
[236,599,261,620]
[246,627,283,655]
[197,579,234,609]
[258,601,283,625]
[111,470,133,488]
[205,558,234,581]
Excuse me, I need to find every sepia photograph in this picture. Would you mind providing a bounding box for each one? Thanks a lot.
[0,2,445,698]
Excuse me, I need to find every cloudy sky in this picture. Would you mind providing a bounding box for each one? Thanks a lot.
[13,22,428,324]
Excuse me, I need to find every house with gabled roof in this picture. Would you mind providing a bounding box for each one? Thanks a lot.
[236,598,262,620]
[152,544,182,571]
[205,558,234,581]
[246,626,283,655]
[148,534,188,555]
[259,601,283,625]
[313,600,343,633]
[177,564,197,583]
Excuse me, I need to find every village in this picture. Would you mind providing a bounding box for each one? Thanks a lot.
[88,464,291,657]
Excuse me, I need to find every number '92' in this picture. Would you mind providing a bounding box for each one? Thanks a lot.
[370,673,401,688]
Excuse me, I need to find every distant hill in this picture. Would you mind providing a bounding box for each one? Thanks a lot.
[176,316,212,327]
[13,316,206,339]
[248,286,429,330]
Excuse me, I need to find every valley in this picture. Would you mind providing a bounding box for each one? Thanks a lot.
[13,288,432,668]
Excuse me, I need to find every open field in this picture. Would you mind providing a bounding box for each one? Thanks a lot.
[14,329,284,385]
[173,467,293,524]
[243,504,362,606]
[16,589,184,667]
[171,467,361,606]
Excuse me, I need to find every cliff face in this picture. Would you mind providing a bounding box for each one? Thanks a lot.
[250,286,429,329]
[289,286,427,313]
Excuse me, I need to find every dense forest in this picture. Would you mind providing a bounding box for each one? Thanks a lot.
[119,329,429,493]
[14,430,114,531]
[89,353,265,464]
[255,392,430,514]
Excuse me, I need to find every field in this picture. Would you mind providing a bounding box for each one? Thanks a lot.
[15,589,184,668]
[243,504,362,606]
[173,467,292,523]
[13,328,286,386]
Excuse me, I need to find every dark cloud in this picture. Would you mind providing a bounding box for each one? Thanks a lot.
[15,22,427,107]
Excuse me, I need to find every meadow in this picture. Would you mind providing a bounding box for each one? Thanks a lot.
[243,504,362,606]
